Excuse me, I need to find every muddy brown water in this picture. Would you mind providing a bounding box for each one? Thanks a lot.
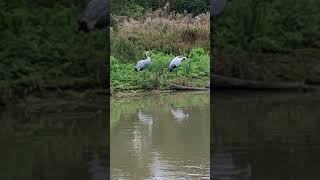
[111,92,210,179]
[1,91,319,179]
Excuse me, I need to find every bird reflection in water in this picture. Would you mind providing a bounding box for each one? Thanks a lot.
[171,108,189,123]
[131,111,154,157]
[137,110,153,131]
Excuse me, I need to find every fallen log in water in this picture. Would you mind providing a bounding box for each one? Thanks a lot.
[213,74,318,91]
[170,84,209,91]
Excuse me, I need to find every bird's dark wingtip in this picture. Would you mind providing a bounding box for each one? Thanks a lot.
[169,65,176,72]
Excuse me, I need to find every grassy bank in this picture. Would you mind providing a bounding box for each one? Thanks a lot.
[215,0,320,81]
[111,7,210,93]
[111,48,209,93]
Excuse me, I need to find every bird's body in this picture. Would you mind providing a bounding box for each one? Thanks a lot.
[135,60,151,71]
[135,51,151,72]
[168,56,187,72]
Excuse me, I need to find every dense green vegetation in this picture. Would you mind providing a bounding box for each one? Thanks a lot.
[215,0,320,81]
[111,48,209,92]
[4,0,318,96]
[112,0,209,17]
[0,0,105,100]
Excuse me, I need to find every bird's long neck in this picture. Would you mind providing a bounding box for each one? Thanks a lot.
[146,56,151,61]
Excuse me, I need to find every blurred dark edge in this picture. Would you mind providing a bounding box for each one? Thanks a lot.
[104,0,110,179]
[210,0,215,179]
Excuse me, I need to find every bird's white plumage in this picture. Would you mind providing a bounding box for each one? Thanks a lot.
[168,56,187,71]
[136,59,151,70]
[135,51,151,71]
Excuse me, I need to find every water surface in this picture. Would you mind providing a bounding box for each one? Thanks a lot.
[110,92,210,179]
[0,93,108,180]
[2,91,319,179]
[212,91,320,180]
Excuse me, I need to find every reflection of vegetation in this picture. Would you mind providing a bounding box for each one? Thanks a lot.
[111,92,209,128]
[111,48,209,92]
[212,93,320,180]
[0,93,107,180]
[213,94,320,144]
[111,91,210,179]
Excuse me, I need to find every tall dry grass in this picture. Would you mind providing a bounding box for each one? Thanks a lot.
[111,4,209,62]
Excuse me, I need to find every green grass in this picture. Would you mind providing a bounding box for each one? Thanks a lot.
[111,48,209,93]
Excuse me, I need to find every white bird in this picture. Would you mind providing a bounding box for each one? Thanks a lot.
[134,50,151,72]
[168,56,188,72]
